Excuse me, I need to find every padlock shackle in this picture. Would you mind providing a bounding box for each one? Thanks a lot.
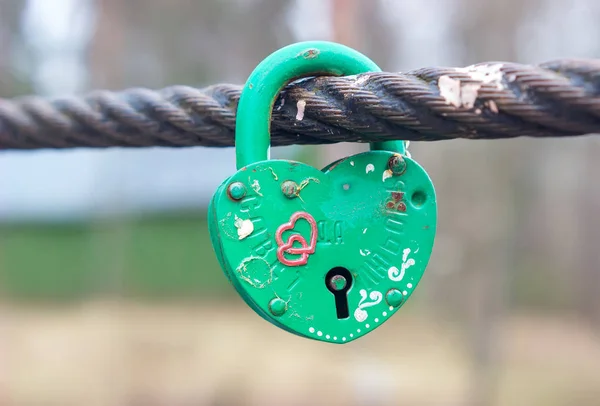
[235,41,406,169]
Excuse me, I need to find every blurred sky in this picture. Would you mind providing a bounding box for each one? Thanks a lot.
[1,0,598,220]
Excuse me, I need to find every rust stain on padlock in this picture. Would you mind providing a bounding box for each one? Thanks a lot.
[383,189,407,214]
[392,192,404,200]
[281,177,319,200]
[300,48,320,59]
[388,154,407,176]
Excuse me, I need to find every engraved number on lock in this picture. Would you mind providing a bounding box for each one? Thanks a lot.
[325,267,353,319]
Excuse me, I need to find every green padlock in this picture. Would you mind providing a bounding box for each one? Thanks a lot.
[208,41,437,344]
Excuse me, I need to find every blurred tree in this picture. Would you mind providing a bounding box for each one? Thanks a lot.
[89,0,294,88]
[578,142,600,326]
[0,0,32,96]
[89,0,126,88]
[444,0,542,405]
[357,0,397,71]
[451,0,540,63]
[568,3,600,329]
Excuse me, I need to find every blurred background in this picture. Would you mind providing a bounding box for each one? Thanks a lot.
[1,0,600,405]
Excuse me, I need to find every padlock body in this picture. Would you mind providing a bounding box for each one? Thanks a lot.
[208,150,436,343]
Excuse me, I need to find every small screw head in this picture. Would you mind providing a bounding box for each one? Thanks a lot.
[227,182,246,200]
[385,288,404,307]
[281,180,299,198]
[388,154,407,175]
[329,275,347,291]
[268,298,287,317]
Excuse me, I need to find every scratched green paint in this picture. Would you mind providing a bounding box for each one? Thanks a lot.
[208,41,437,344]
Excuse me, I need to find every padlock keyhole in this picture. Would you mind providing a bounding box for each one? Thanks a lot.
[325,267,353,319]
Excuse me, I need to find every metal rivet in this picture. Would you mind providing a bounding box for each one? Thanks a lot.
[281,180,298,198]
[388,154,407,175]
[329,275,347,291]
[385,288,404,307]
[268,298,287,317]
[227,182,246,200]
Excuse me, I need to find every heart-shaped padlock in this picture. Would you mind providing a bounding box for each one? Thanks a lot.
[208,41,437,344]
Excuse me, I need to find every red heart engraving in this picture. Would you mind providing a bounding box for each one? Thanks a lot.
[275,212,318,266]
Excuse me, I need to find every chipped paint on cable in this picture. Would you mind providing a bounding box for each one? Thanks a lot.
[438,63,507,111]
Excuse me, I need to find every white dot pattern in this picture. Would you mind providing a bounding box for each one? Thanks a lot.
[306,306,397,341]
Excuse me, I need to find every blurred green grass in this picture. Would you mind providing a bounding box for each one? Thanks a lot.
[0,144,571,308]
[0,209,571,308]
[0,212,232,301]
[0,146,326,302]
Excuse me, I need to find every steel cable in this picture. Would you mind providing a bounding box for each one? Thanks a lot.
[1,58,599,150]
